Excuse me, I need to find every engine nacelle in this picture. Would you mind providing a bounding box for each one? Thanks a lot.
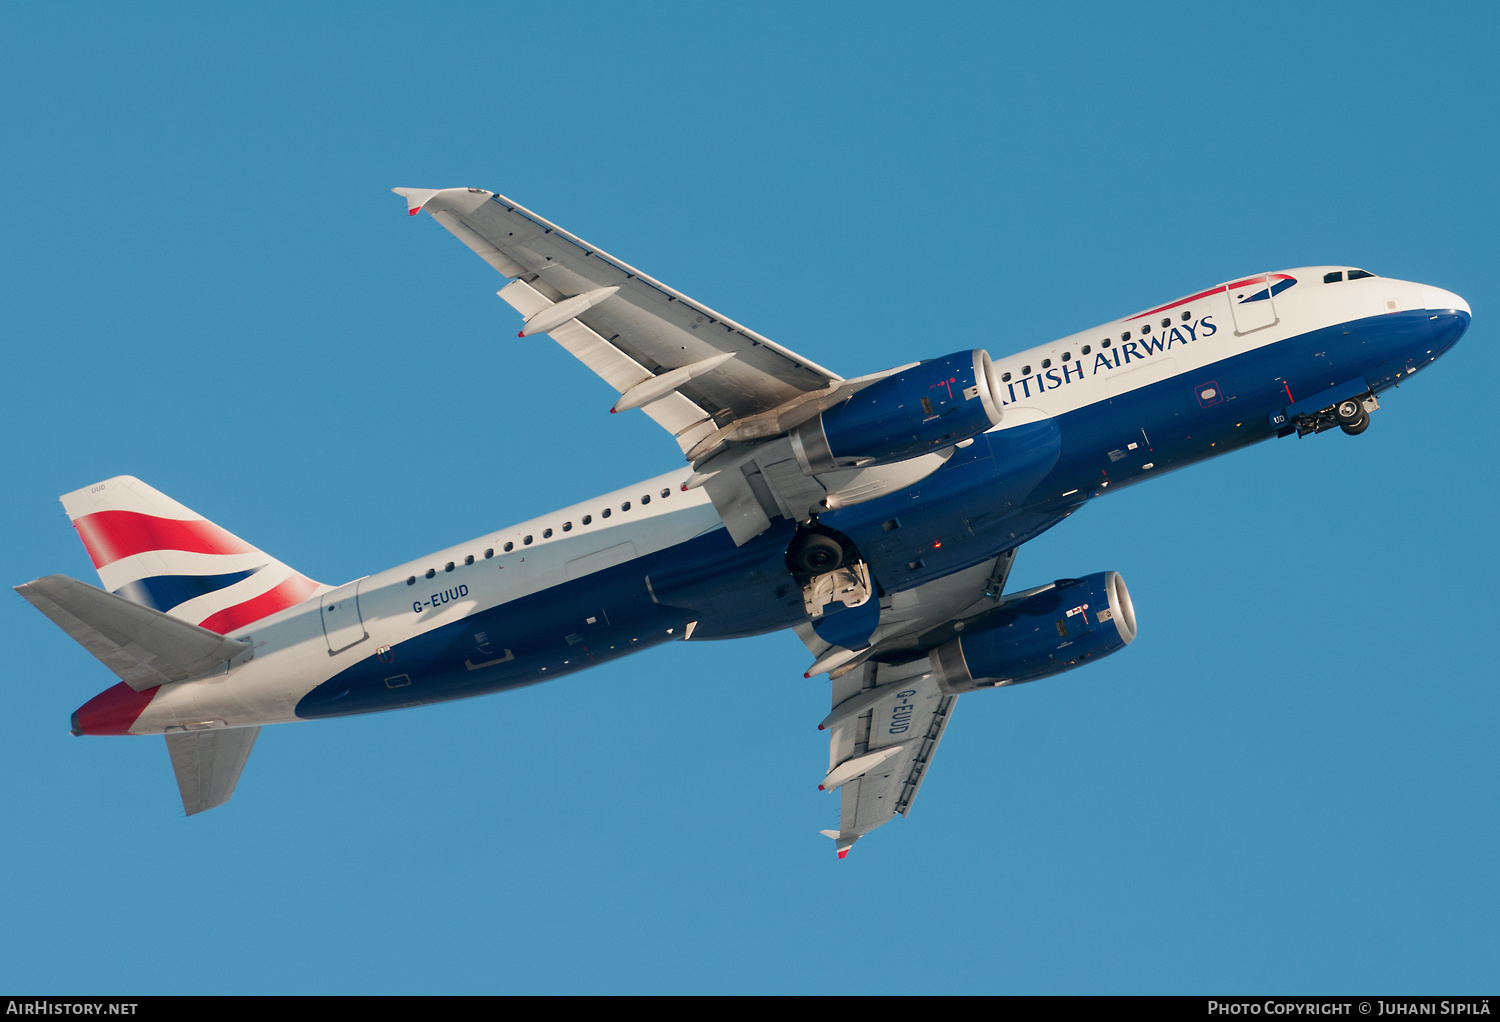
[929,572,1137,694]
[791,349,1004,475]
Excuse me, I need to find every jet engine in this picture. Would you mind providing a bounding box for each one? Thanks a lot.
[929,572,1137,694]
[791,350,1005,475]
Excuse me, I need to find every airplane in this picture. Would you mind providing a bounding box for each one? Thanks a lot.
[17,186,1472,858]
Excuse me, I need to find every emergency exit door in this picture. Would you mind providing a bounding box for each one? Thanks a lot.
[320,579,368,654]
[1226,274,1279,335]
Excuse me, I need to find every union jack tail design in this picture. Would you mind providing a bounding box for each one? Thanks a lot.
[60,476,325,635]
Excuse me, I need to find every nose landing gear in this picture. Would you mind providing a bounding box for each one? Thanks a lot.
[1335,398,1370,436]
[1279,392,1379,438]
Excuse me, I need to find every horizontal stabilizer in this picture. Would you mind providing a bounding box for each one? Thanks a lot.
[166,727,260,815]
[16,575,249,691]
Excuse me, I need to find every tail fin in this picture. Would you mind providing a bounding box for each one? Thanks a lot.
[60,476,325,634]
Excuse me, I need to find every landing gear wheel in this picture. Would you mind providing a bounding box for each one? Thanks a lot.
[1340,409,1370,435]
[1335,398,1364,424]
[794,534,844,574]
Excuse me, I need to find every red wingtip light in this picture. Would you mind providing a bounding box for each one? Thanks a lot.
[517,330,525,338]
[610,407,617,414]
[817,784,825,791]
[407,207,420,216]
[680,483,688,491]
[803,672,811,679]
[817,723,825,730]
[837,848,849,859]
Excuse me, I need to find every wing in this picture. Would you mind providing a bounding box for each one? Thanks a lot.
[394,187,845,460]
[817,659,958,858]
[803,551,1017,857]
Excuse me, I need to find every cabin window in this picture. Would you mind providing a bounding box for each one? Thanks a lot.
[1021,365,1031,375]
[602,508,612,518]
[1061,351,1070,362]
[1141,323,1151,334]
[661,488,670,498]
[425,568,436,579]
[1081,344,1091,355]
[1121,331,1131,341]
[484,549,493,559]
[1161,318,1171,328]
[1324,271,1343,283]
[504,541,514,552]
[1182,310,1191,320]
[583,515,592,525]
[543,528,553,538]
[1102,339,1112,348]
[464,555,474,565]
[445,562,455,572]
[523,535,533,545]
[406,576,416,586]
[1348,269,1375,280]
[641,494,650,504]
[622,501,631,512]
[1001,372,1011,382]
[1041,358,1051,369]
[562,522,572,532]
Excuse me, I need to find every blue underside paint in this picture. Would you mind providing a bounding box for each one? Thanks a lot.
[295,307,1469,721]
[810,595,881,651]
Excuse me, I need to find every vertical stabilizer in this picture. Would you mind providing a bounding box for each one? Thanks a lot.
[60,476,325,634]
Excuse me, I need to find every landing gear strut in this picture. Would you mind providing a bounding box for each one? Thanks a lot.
[1281,393,1378,438]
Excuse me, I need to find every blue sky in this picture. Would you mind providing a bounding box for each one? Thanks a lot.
[3,1,1497,994]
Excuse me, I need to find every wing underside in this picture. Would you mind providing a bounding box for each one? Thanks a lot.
[807,552,1018,856]
[821,658,957,858]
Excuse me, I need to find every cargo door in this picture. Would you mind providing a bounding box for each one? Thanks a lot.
[1226,273,1279,335]
[320,579,368,654]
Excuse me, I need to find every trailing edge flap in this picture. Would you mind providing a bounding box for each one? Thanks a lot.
[15,574,249,691]
[166,727,260,815]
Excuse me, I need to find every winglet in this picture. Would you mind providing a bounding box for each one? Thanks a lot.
[820,829,858,860]
[392,187,443,216]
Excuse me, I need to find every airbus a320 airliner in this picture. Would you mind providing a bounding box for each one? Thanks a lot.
[20,187,1471,856]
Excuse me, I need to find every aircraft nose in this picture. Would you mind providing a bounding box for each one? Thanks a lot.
[1423,284,1471,317]
[1422,285,1472,352]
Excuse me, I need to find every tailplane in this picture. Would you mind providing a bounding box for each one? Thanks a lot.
[166,728,260,815]
[60,476,324,634]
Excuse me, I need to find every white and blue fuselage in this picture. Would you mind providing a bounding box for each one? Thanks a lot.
[99,267,1472,734]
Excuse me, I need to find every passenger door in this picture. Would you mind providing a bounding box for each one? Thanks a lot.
[1227,274,1278,335]
[320,579,368,655]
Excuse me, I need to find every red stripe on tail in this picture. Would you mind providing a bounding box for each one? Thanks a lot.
[197,575,320,634]
[72,510,255,569]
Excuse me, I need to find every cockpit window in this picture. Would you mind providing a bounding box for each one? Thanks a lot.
[1324,271,1344,283]
[1347,269,1375,280]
